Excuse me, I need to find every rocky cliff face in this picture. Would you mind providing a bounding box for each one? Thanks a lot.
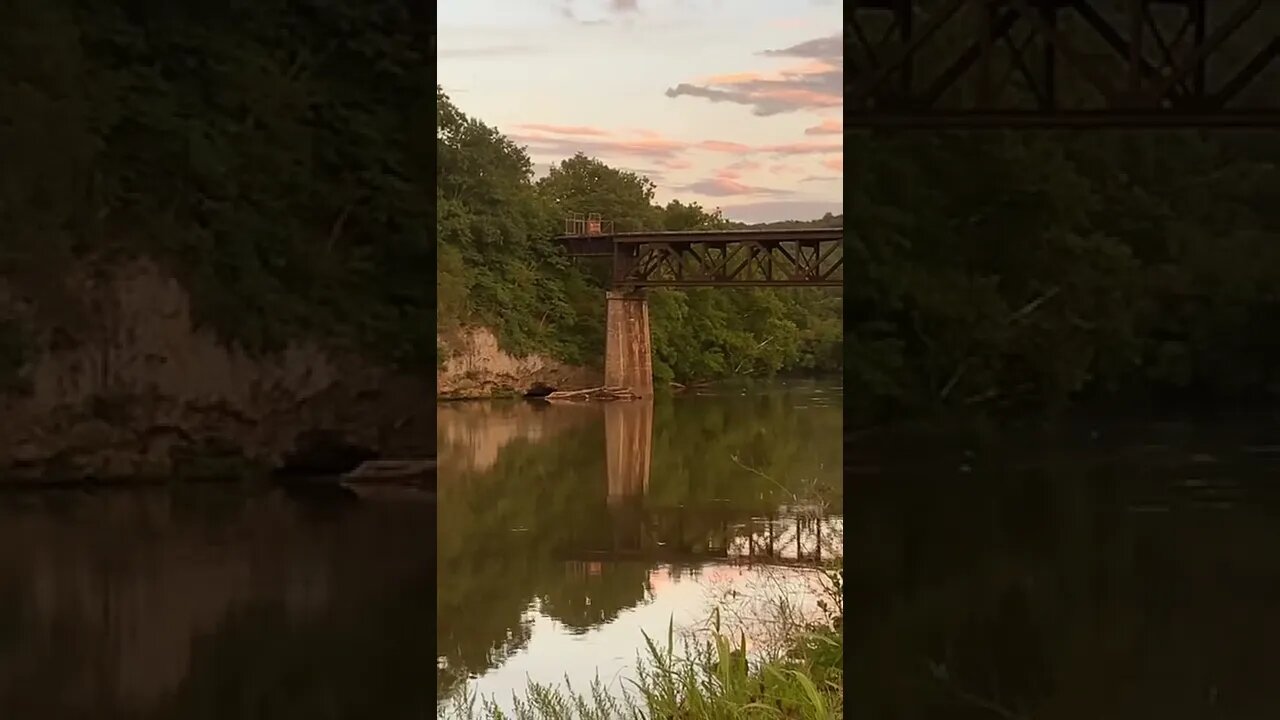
[0,259,434,481]
[436,326,599,400]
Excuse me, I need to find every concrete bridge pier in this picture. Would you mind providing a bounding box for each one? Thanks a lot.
[604,289,653,397]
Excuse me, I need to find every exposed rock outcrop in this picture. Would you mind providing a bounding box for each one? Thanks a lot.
[0,259,434,481]
[436,326,599,400]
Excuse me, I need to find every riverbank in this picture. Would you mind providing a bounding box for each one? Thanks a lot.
[444,568,844,720]
[437,326,600,401]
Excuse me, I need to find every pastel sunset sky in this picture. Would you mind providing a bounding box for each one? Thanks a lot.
[438,0,843,223]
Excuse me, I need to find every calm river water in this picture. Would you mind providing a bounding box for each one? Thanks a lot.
[846,414,1280,718]
[0,484,435,718]
[8,393,1279,718]
[435,380,844,711]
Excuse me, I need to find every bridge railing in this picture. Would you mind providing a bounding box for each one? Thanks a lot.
[564,213,615,236]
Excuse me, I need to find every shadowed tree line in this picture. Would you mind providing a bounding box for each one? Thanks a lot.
[848,129,1280,419]
[846,1,1280,419]
[0,0,435,385]
[436,90,844,385]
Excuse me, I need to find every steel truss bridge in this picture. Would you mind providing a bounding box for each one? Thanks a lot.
[850,0,1280,127]
[557,228,843,288]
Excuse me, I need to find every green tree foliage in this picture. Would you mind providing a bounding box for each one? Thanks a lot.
[847,130,1280,416]
[436,93,844,382]
[1,0,435,370]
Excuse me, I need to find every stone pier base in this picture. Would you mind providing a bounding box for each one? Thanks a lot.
[604,289,653,397]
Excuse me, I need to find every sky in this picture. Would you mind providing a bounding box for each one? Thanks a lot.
[437,0,842,224]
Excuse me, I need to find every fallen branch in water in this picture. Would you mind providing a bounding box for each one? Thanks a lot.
[540,386,639,402]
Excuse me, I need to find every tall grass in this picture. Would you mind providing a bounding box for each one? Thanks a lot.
[442,569,844,720]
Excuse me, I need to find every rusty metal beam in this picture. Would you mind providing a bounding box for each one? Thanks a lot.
[848,109,1280,127]
[849,0,1280,128]
[556,228,844,288]
[605,228,842,243]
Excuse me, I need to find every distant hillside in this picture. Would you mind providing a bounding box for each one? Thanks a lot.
[734,213,843,230]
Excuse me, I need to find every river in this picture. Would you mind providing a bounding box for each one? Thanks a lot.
[0,484,436,718]
[435,379,844,712]
[9,389,1275,717]
[846,414,1280,718]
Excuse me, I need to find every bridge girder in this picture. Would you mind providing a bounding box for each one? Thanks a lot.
[849,0,1280,127]
[556,228,844,288]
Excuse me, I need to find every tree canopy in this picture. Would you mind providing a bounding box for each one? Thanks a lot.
[1,0,435,376]
[847,129,1280,417]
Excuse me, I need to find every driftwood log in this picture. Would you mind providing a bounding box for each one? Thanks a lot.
[540,386,639,402]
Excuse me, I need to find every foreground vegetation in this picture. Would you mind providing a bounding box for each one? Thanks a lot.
[442,570,844,720]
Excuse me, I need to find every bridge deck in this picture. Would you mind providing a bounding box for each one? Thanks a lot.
[556,227,843,288]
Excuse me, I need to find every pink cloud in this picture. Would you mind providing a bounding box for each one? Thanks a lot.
[655,157,693,170]
[716,160,763,179]
[508,125,844,200]
[805,118,842,136]
[769,16,812,31]
[701,71,765,86]
[515,123,611,136]
[667,35,842,117]
[680,177,792,197]
[760,141,843,155]
[703,60,837,86]
[510,131,687,159]
[698,139,753,153]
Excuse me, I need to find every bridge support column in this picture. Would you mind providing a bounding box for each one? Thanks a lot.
[604,289,653,397]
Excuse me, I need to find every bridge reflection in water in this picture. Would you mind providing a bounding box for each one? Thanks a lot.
[584,399,842,570]
[435,381,843,708]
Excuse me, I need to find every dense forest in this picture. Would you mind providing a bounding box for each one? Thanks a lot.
[442,72,1280,414]
[848,130,1280,418]
[1,0,435,383]
[436,89,844,385]
[844,3,1280,419]
[6,0,1279,420]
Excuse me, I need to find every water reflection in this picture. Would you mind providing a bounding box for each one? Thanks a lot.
[436,381,843,708]
[0,488,434,719]
[847,419,1280,719]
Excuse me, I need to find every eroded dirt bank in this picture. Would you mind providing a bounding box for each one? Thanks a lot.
[436,326,598,400]
[0,259,433,481]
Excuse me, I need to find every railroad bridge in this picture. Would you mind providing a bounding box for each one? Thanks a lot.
[553,0,1277,396]
[848,0,1280,127]
[556,214,843,396]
